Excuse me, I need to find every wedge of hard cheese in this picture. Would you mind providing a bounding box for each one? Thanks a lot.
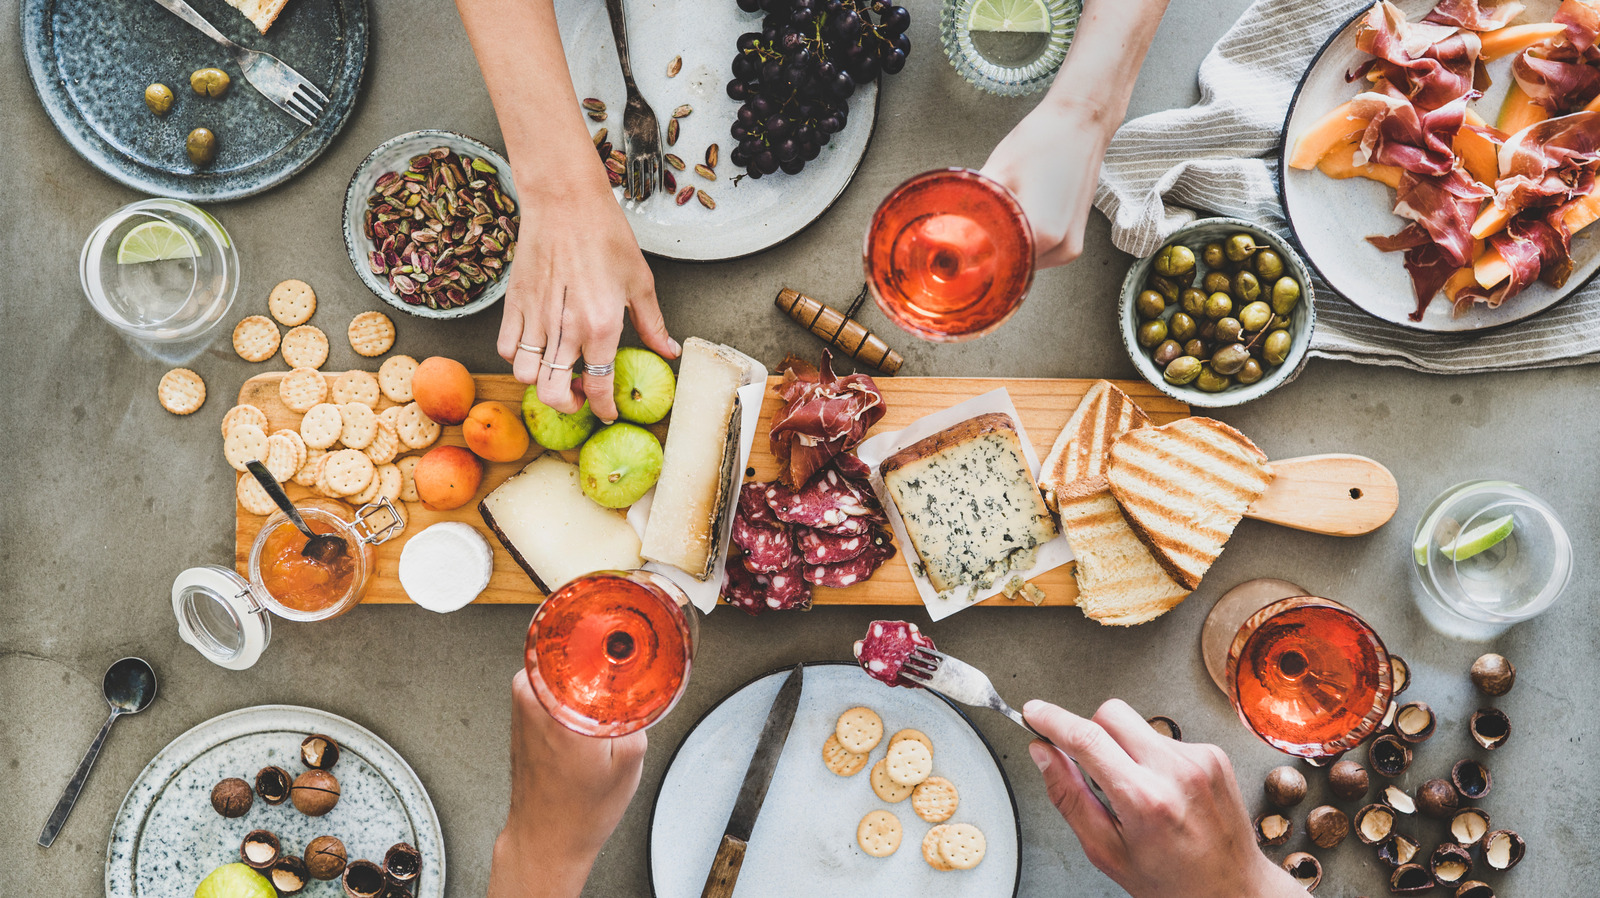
[1039,380,1150,511]
[640,338,762,580]
[223,0,290,34]
[479,454,643,594]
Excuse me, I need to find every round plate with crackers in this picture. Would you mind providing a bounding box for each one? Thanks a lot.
[649,662,1020,897]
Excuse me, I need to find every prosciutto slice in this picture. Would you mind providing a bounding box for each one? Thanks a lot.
[1455,209,1572,311]
[1352,87,1473,176]
[1368,169,1490,318]
[1492,111,1600,214]
[1423,0,1524,31]
[1359,1,1482,110]
[767,350,885,490]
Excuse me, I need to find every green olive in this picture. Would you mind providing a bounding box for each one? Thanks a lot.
[186,127,218,165]
[1198,320,1217,343]
[1255,249,1285,282]
[1205,292,1233,320]
[1237,358,1265,385]
[1239,301,1273,333]
[190,68,231,98]
[1154,245,1197,278]
[1183,339,1207,359]
[1137,319,1169,348]
[1202,271,1232,295]
[1152,339,1183,367]
[1201,242,1227,271]
[1270,313,1293,331]
[1164,356,1202,386]
[1169,311,1198,342]
[1271,277,1302,315]
[1264,329,1293,366]
[1136,289,1168,320]
[1216,317,1244,344]
[1195,367,1233,393]
[1148,274,1182,302]
[144,83,174,116]
[1212,343,1250,376]
[1179,288,1207,317]
[1225,233,1258,262]
[1232,270,1262,304]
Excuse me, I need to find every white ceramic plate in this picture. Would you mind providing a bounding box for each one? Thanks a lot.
[650,663,1020,898]
[107,705,444,898]
[1280,0,1600,332]
[554,0,878,261]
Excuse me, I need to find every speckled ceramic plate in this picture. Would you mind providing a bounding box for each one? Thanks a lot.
[22,0,367,202]
[106,705,443,898]
[553,0,878,261]
[649,663,1020,898]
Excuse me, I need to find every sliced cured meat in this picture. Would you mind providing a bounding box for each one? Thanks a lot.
[720,555,768,615]
[1391,169,1492,265]
[797,526,881,565]
[812,513,877,537]
[1423,0,1523,31]
[760,561,812,611]
[1512,47,1600,113]
[1352,87,1472,177]
[764,465,878,529]
[804,536,896,589]
[831,451,873,484]
[737,481,780,527]
[1358,2,1480,111]
[1468,209,1572,310]
[1493,112,1600,215]
[734,515,798,573]
[852,619,934,688]
[768,350,886,490]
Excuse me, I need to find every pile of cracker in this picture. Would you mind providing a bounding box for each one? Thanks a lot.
[823,706,986,872]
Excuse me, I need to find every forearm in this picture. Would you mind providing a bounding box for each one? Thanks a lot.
[1040,0,1172,127]
[488,823,600,898]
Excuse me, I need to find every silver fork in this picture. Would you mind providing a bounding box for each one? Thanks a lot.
[149,0,328,127]
[603,0,661,201]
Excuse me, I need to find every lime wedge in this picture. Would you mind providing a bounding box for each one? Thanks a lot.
[967,0,1051,33]
[1439,514,1515,562]
[1412,531,1431,566]
[117,221,199,264]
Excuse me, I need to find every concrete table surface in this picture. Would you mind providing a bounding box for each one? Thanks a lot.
[3,1,1596,895]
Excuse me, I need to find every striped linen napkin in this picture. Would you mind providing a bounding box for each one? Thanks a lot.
[1095,0,1600,372]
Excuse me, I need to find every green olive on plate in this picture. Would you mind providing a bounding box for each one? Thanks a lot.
[144,83,174,116]
[191,68,231,98]
[187,128,218,165]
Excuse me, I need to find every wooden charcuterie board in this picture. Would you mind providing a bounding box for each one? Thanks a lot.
[234,373,1188,607]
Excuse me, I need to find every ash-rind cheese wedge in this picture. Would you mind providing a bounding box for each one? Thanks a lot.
[479,454,643,593]
[879,412,1058,597]
[640,338,763,580]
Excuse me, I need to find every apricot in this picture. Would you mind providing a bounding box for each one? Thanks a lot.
[463,401,531,462]
[412,357,476,425]
[413,445,484,511]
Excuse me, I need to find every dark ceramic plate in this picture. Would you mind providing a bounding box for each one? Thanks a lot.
[22,0,367,202]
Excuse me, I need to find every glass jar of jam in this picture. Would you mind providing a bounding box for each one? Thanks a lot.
[171,498,403,669]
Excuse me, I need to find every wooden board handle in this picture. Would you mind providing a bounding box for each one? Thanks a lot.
[698,833,748,898]
[1246,454,1398,536]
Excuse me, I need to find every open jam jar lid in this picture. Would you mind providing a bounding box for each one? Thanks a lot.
[171,565,273,670]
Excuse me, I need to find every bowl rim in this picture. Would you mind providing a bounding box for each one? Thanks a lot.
[342,128,517,320]
[1119,216,1316,409]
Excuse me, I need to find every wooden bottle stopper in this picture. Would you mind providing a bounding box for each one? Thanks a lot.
[775,288,903,374]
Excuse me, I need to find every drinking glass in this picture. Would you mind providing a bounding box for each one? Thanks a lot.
[79,198,239,345]
[864,168,1034,341]
[525,570,699,737]
[940,0,1081,96]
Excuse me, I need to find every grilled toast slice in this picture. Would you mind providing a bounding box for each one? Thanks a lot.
[1039,380,1151,512]
[224,0,290,33]
[1107,418,1273,590]
[1059,492,1190,626]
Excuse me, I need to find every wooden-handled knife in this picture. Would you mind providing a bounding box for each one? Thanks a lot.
[699,663,805,898]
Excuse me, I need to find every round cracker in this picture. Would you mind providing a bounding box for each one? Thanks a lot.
[236,474,278,516]
[223,423,269,472]
[331,369,381,407]
[279,367,329,413]
[395,402,440,449]
[378,354,418,402]
[322,448,375,497]
[157,368,206,415]
[821,733,867,777]
[339,402,379,450]
[270,429,308,472]
[350,467,382,506]
[364,420,400,465]
[911,776,959,823]
[856,810,902,858]
[280,325,329,369]
[397,455,421,502]
[937,823,986,871]
[835,706,883,754]
[885,738,933,786]
[299,403,344,450]
[375,463,402,502]
[378,405,404,430]
[348,310,396,357]
[870,759,914,803]
[268,278,317,326]
[922,825,956,871]
[890,729,935,755]
[221,404,269,438]
[264,433,302,481]
[293,447,327,487]
[232,315,281,362]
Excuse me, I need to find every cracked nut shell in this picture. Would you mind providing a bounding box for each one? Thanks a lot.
[1394,701,1436,744]
[1254,812,1292,846]
[1328,760,1369,802]
[301,733,342,770]
[290,769,341,816]
[1264,765,1307,808]
[306,835,348,881]
[1377,832,1420,868]
[1451,758,1492,800]
[1417,778,1459,819]
[255,765,291,805]
[240,830,281,869]
[1469,653,1514,696]
[1281,852,1322,891]
[1430,842,1473,885]
[1389,654,1410,695]
[1455,881,1495,898]
[1382,784,1416,815]
[1482,829,1524,871]
[1145,716,1182,741]
[211,777,254,817]
[1306,805,1349,849]
[1379,698,1399,732]
[1470,708,1510,750]
[1390,863,1435,894]
[384,842,421,883]
[1354,803,1394,845]
[343,860,387,898]
[1451,807,1492,847]
[1369,734,1412,777]
[271,856,310,895]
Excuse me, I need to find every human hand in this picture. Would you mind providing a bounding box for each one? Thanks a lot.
[980,97,1116,269]
[497,181,678,424]
[490,670,647,898]
[1024,699,1307,898]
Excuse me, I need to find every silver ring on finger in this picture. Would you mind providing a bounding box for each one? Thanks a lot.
[541,358,575,371]
[516,342,544,355]
[582,360,615,377]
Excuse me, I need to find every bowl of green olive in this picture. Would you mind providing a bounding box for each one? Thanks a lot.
[1120,218,1314,408]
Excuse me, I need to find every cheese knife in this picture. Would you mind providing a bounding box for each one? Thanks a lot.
[699,663,804,898]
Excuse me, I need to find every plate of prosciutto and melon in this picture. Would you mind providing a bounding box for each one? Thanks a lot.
[1282,0,1600,332]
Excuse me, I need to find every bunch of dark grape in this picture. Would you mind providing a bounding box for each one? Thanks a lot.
[726,0,911,178]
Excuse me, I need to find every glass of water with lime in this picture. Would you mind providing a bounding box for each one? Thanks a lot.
[79,198,239,347]
[1411,481,1572,639]
[940,0,1080,96]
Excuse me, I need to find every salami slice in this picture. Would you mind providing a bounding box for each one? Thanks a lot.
[796,525,880,566]
[720,555,768,616]
[803,535,896,589]
[732,516,797,573]
[761,561,812,611]
[737,481,779,527]
[764,466,877,529]
[812,513,877,537]
[852,619,935,687]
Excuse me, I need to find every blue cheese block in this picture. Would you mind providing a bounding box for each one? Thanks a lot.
[879,413,1059,596]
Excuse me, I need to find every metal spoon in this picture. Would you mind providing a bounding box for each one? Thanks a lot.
[246,460,347,564]
[38,657,158,847]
